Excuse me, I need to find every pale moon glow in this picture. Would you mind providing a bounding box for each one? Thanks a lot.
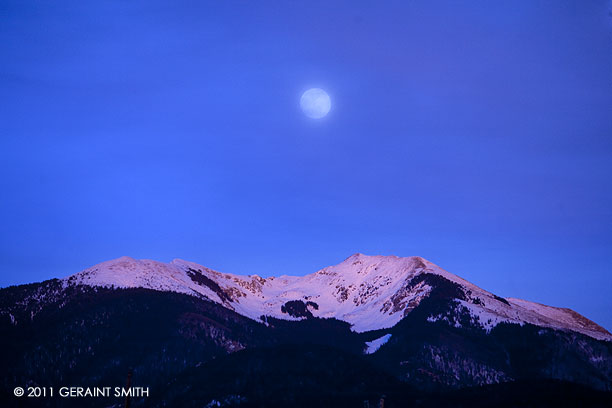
[300,88,331,119]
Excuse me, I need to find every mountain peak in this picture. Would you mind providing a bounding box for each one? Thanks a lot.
[343,252,402,261]
[64,254,611,341]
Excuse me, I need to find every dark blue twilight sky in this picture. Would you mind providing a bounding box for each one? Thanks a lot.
[1,1,611,328]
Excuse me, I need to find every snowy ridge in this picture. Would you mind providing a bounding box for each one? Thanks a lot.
[64,254,612,341]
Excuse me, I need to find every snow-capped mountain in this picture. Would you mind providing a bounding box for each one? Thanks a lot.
[66,253,611,341]
[3,253,612,405]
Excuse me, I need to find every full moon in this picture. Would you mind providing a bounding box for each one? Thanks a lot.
[300,88,331,119]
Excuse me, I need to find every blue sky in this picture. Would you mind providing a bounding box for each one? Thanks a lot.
[1,1,611,329]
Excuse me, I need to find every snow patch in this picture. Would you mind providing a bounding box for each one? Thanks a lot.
[365,334,392,354]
